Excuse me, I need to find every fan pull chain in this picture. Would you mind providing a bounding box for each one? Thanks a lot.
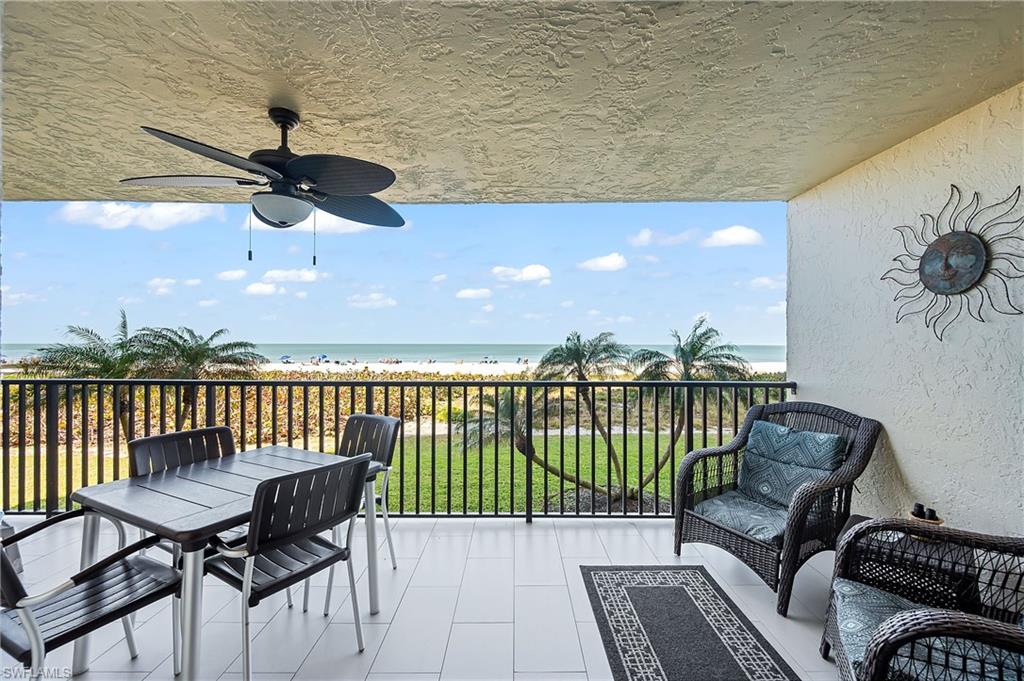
[312,209,317,266]
[247,208,253,261]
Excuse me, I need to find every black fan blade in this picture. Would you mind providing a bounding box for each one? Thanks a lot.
[287,154,396,195]
[140,126,283,180]
[314,194,405,227]
[120,175,267,188]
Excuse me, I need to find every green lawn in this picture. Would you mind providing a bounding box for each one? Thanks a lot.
[4,431,726,514]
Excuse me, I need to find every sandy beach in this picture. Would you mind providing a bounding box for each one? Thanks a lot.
[260,360,786,376]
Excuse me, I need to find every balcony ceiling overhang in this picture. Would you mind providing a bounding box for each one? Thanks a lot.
[3,1,1022,204]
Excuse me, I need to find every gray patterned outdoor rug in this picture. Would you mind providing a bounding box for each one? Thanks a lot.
[581,566,799,681]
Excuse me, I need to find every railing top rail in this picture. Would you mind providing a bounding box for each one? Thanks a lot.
[3,377,796,389]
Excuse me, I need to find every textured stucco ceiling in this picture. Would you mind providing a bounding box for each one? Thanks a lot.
[3,1,1022,204]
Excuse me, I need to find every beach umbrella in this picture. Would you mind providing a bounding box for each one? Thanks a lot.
[280,355,291,362]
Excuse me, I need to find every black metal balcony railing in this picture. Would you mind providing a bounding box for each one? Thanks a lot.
[1,378,795,519]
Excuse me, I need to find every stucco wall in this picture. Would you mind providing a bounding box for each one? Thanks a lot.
[787,83,1024,535]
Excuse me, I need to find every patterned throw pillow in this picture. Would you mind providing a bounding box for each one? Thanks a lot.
[737,420,847,508]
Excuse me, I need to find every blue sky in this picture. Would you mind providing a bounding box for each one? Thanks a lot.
[1,200,786,345]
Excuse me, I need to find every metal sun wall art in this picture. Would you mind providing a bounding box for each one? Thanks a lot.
[882,185,1024,341]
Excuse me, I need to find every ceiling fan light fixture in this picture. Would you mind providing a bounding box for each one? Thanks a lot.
[250,192,313,228]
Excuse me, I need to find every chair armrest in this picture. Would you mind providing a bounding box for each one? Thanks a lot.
[860,609,1024,681]
[834,518,1024,582]
[16,534,163,607]
[676,440,746,508]
[209,534,249,558]
[0,508,84,546]
[782,457,866,548]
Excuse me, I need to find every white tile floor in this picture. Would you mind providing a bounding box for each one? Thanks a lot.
[2,515,841,681]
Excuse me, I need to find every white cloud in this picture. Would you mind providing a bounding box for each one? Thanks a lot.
[701,225,764,247]
[481,304,495,313]
[183,278,202,286]
[198,299,219,307]
[456,288,492,300]
[244,282,285,296]
[587,309,601,317]
[628,228,698,247]
[628,228,654,247]
[347,292,398,309]
[766,300,787,315]
[539,279,551,287]
[578,253,628,272]
[609,315,634,323]
[431,274,448,283]
[560,300,575,308]
[640,254,661,263]
[491,264,551,284]
[58,202,223,231]
[217,269,247,281]
[1,287,44,306]
[287,245,302,254]
[117,296,142,305]
[294,291,308,300]
[262,268,325,283]
[523,312,550,321]
[750,275,785,290]
[147,277,176,295]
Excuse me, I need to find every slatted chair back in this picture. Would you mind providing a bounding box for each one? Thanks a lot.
[337,415,401,467]
[128,426,236,477]
[0,549,27,608]
[246,453,371,556]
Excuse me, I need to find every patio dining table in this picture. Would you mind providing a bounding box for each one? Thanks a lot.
[68,444,383,680]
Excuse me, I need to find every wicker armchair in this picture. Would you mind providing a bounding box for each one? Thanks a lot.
[822,518,1024,681]
[674,401,882,616]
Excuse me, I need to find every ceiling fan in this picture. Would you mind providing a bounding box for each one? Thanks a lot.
[120,107,404,229]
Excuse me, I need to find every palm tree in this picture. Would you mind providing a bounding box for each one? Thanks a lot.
[536,331,631,493]
[33,310,141,435]
[630,315,750,491]
[458,387,613,503]
[136,326,265,426]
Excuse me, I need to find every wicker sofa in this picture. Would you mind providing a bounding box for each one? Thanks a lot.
[674,401,882,616]
[822,518,1024,681]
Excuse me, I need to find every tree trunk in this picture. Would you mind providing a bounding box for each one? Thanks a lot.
[636,394,688,493]
[578,385,626,497]
[175,385,195,430]
[513,433,611,497]
[118,398,132,443]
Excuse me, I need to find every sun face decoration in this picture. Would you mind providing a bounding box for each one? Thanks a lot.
[882,185,1023,340]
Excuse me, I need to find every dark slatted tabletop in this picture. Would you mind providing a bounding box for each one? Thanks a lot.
[70,445,382,550]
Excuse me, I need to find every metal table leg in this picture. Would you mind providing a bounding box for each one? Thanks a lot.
[71,512,100,675]
[364,479,379,615]
[179,548,205,680]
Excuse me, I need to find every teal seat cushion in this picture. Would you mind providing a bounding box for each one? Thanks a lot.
[693,490,789,546]
[832,578,1024,680]
[738,420,847,508]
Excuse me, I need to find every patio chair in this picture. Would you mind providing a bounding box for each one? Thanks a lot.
[204,453,372,681]
[336,414,401,569]
[299,414,400,615]
[822,518,1024,681]
[674,401,881,616]
[128,426,260,620]
[0,509,180,678]
[128,424,237,476]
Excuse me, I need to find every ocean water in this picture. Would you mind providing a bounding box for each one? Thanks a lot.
[2,342,785,364]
